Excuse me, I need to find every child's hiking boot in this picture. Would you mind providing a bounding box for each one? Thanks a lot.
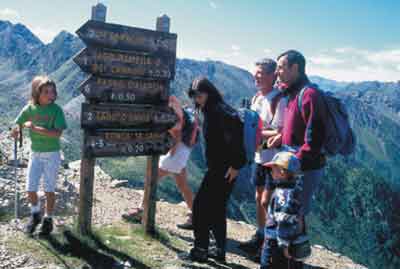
[290,240,311,261]
[39,217,53,236]
[25,212,41,235]
[189,247,208,263]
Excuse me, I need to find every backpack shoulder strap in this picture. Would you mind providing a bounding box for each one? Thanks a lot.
[297,83,320,112]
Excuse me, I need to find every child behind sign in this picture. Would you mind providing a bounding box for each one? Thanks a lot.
[10,76,67,236]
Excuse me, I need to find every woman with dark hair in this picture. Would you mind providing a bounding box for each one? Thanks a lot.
[187,77,246,263]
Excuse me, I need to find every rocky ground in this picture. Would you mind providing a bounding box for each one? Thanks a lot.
[0,132,368,269]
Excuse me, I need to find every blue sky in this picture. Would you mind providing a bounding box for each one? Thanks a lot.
[0,0,399,82]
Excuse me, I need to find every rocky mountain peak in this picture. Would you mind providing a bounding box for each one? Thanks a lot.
[0,20,43,54]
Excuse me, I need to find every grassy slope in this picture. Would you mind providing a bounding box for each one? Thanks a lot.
[5,222,186,269]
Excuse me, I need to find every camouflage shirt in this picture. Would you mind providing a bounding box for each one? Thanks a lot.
[265,176,305,247]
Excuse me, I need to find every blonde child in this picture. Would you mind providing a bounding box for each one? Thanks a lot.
[11,76,67,236]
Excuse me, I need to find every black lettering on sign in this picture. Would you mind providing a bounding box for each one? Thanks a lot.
[84,130,174,157]
[84,76,168,103]
[73,47,175,80]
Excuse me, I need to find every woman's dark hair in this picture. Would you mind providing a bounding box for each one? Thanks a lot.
[187,77,223,107]
[277,50,306,75]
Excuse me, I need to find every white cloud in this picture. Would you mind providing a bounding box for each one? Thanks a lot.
[0,7,58,44]
[181,46,399,82]
[310,55,344,65]
[263,48,272,55]
[209,1,217,9]
[199,49,217,58]
[29,26,58,44]
[364,49,400,64]
[334,47,356,54]
[231,45,240,51]
[0,8,20,20]
[308,47,400,82]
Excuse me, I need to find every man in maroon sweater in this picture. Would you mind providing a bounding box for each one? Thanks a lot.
[274,50,327,219]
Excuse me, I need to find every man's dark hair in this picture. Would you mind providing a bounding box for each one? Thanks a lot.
[255,58,277,74]
[277,50,306,75]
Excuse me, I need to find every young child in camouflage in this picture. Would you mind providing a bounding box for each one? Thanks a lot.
[10,76,67,236]
[260,151,311,269]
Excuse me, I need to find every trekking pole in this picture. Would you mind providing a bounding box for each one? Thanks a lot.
[13,128,22,219]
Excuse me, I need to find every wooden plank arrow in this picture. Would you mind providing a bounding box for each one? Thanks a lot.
[76,20,177,55]
[81,103,177,130]
[84,130,173,158]
[79,76,169,104]
[73,47,175,80]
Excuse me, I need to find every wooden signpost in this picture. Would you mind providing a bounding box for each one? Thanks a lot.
[75,14,176,235]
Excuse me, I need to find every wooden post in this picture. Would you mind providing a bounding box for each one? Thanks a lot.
[142,14,171,234]
[77,3,107,236]
[78,132,96,235]
[142,155,159,234]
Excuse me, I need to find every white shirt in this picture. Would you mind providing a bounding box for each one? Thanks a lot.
[251,88,287,164]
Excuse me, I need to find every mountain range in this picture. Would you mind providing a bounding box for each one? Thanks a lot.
[0,19,399,269]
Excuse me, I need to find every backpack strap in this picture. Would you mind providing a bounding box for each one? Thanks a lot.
[297,83,319,113]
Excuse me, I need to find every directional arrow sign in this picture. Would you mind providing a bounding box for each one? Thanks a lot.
[76,20,177,55]
[79,76,168,104]
[81,103,177,130]
[73,47,175,80]
[84,130,174,158]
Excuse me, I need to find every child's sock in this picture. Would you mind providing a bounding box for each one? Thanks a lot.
[30,202,40,214]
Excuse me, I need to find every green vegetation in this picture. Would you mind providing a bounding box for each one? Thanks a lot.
[4,221,187,269]
[309,159,400,269]
[0,209,13,222]
[98,155,204,205]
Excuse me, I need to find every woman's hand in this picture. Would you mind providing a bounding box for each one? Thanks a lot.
[267,133,282,148]
[225,167,239,183]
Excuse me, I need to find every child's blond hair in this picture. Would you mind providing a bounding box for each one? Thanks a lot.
[30,76,57,105]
